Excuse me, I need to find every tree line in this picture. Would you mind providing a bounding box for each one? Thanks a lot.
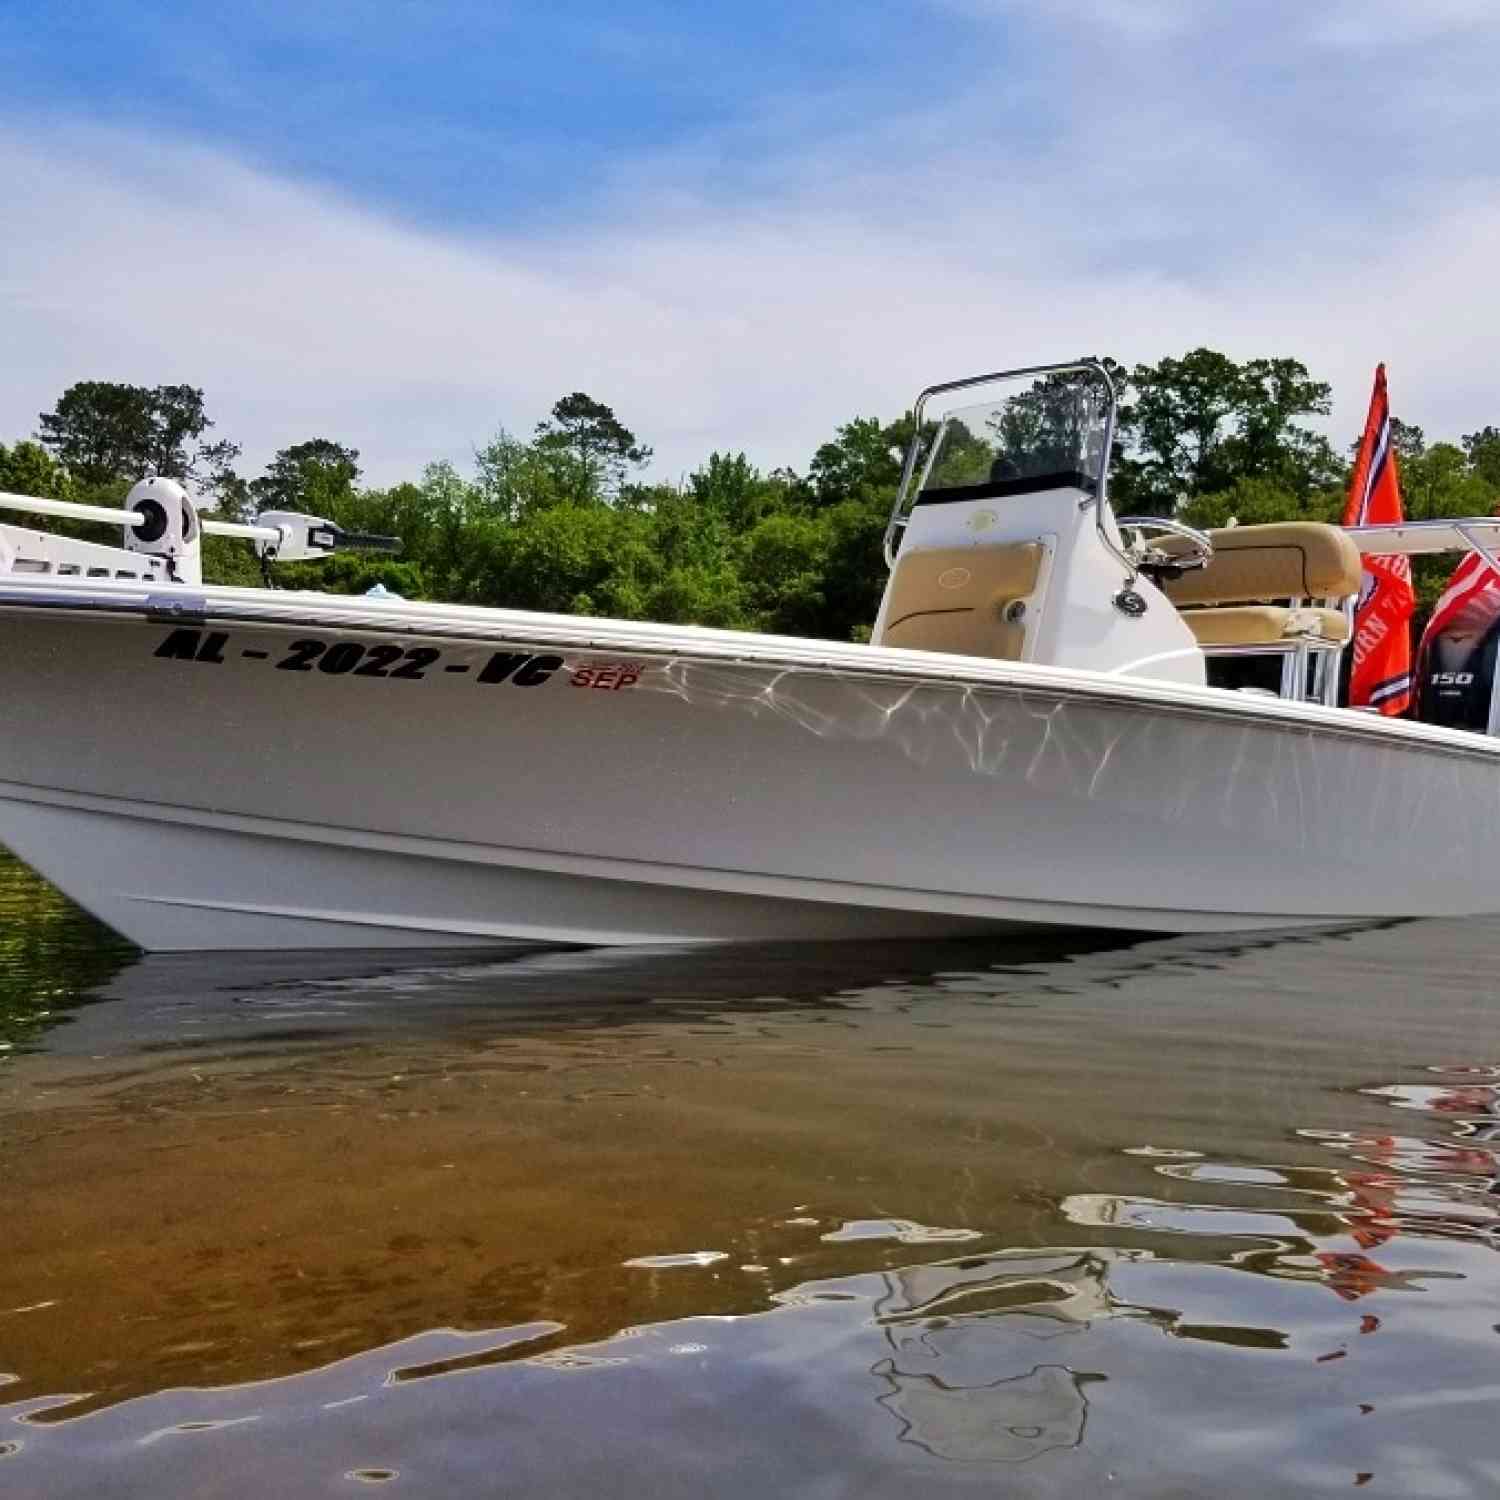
[3,350,1499,637]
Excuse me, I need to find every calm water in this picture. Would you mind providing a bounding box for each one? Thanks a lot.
[3,854,1500,1497]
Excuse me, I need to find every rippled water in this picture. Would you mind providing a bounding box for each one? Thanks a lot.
[2,853,1499,1497]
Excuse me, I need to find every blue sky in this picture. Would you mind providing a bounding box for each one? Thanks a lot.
[2,1,1498,484]
[0,2,980,229]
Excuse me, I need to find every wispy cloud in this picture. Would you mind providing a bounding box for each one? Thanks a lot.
[1308,0,1498,49]
[937,0,1199,42]
[2,3,1498,487]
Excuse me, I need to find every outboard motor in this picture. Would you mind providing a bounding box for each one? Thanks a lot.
[123,477,201,585]
[1416,608,1500,733]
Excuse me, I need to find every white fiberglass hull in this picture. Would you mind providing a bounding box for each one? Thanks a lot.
[0,580,1497,951]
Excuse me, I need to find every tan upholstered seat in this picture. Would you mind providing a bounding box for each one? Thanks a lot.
[1159,522,1362,607]
[1149,524,1359,704]
[1182,605,1350,648]
[879,543,1046,660]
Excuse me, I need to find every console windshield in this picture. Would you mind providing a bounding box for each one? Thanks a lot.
[917,372,1111,500]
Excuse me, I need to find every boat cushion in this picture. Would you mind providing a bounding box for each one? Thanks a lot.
[1183,605,1350,648]
[879,543,1045,660]
[1159,522,1363,606]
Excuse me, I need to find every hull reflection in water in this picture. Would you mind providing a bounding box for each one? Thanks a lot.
[4,854,1500,1497]
[875,1362,1098,1466]
[6,1188,1499,1500]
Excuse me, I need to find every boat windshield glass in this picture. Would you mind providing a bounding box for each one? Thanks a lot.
[918,373,1110,500]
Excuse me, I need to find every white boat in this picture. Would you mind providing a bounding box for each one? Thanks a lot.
[1,359,1497,952]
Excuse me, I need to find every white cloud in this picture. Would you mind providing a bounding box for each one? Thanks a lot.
[936,0,1199,41]
[1,110,1497,498]
[942,0,1500,49]
[1309,0,1499,49]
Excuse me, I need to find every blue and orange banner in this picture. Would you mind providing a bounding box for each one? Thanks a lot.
[1342,365,1415,715]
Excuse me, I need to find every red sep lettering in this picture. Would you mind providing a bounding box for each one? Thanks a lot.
[570,663,641,691]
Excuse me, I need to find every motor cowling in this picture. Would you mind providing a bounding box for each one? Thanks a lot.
[124,477,201,584]
[1416,611,1500,733]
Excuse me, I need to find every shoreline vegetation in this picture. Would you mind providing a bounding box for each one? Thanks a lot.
[4,349,1498,640]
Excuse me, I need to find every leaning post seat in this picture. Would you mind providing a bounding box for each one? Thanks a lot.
[878,542,1047,660]
[1155,521,1362,702]
[1158,521,1362,646]
[1159,521,1361,610]
[1181,604,1351,648]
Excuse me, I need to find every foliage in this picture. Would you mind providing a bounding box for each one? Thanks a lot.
[249,439,361,516]
[533,393,651,503]
[1178,475,1341,533]
[1114,349,1340,515]
[0,439,85,537]
[37,382,240,496]
[0,439,71,500]
[7,353,1499,647]
[1462,426,1500,489]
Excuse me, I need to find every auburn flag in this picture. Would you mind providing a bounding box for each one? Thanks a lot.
[1341,365,1415,715]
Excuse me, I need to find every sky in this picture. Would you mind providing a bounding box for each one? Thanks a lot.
[2,0,1498,488]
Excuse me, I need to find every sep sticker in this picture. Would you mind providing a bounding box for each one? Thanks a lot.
[570,661,643,691]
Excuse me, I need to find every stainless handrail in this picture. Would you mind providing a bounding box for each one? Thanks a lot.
[882,359,1122,570]
[1345,518,1500,557]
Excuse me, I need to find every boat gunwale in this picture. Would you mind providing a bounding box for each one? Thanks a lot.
[0,577,1496,766]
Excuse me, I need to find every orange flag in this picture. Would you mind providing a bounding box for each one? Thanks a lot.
[1342,365,1415,715]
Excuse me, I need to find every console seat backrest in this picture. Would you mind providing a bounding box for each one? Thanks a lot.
[1158,522,1363,607]
[878,542,1045,660]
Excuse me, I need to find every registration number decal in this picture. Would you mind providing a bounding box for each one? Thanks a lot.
[151,627,580,688]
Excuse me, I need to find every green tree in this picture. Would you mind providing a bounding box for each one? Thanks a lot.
[1389,417,1426,462]
[249,439,361,514]
[0,440,83,538]
[808,417,905,507]
[37,381,240,493]
[1117,350,1338,514]
[739,511,831,635]
[1462,426,1500,490]
[815,492,892,641]
[473,430,568,519]
[1179,476,1339,532]
[687,451,790,532]
[1399,441,1496,522]
[457,503,629,616]
[533,393,651,503]
[0,440,70,501]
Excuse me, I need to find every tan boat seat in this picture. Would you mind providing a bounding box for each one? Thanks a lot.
[1159,522,1362,607]
[1183,605,1350,648]
[879,543,1045,660]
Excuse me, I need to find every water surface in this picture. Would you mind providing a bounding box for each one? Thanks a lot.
[2,854,1498,1496]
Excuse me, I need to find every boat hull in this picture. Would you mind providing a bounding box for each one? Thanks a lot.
[0,594,1496,950]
